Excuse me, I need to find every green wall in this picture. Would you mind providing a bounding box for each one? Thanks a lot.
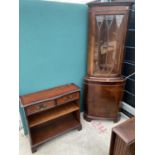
[19,0,88,134]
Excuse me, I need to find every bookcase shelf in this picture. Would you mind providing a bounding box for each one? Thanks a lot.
[28,102,79,128]
[31,113,80,146]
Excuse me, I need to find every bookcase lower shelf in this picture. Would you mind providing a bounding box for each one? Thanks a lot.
[29,105,82,153]
[31,113,81,148]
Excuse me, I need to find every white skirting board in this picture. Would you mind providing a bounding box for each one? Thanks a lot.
[121,101,135,116]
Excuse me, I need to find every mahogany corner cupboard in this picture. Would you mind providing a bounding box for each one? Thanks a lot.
[20,84,82,153]
[84,2,132,122]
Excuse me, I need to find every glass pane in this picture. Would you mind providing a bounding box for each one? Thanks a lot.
[94,14,124,76]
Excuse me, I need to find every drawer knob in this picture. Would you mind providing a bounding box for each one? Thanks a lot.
[67,96,72,99]
[38,104,46,110]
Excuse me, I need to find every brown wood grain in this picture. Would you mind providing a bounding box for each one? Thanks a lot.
[31,114,81,146]
[28,102,79,128]
[84,2,131,122]
[26,100,56,116]
[57,92,80,106]
[112,117,135,144]
[84,76,125,121]
[20,83,80,106]
[20,83,81,153]
[87,4,129,77]
[109,117,135,155]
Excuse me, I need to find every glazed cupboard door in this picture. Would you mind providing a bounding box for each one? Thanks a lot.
[87,6,130,77]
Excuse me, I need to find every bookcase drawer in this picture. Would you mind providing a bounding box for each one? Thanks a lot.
[57,93,79,105]
[26,100,56,115]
